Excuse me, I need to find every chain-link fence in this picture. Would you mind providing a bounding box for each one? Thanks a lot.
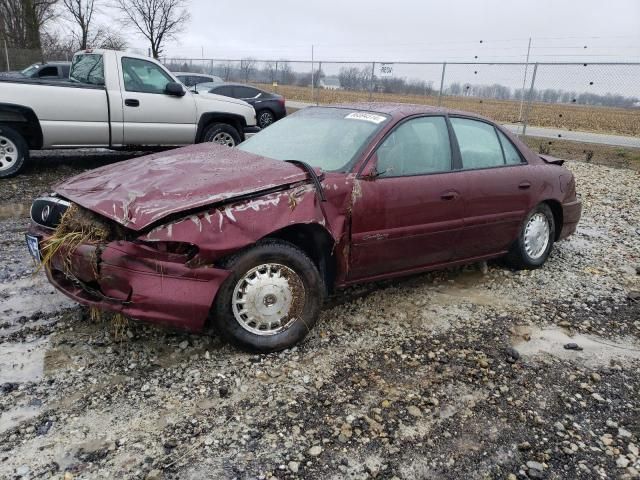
[162,57,640,143]
[0,46,45,71]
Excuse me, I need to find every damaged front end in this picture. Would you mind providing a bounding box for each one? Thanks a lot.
[28,197,231,331]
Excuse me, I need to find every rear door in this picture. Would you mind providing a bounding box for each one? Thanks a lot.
[349,116,466,280]
[120,57,197,145]
[449,117,533,258]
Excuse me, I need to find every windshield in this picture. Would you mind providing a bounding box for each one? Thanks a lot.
[20,64,40,76]
[237,107,389,172]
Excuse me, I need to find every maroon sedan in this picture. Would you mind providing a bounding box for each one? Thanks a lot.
[27,104,581,352]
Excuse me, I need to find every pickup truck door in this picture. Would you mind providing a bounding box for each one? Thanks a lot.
[120,56,197,145]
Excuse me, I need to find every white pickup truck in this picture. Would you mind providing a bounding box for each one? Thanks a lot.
[0,49,259,177]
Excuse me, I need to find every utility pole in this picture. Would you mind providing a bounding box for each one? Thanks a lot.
[518,37,532,123]
[311,44,315,105]
[3,39,10,71]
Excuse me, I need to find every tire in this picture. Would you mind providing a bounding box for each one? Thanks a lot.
[505,203,555,270]
[212,240,325,352]
[257,109,275,129]
[201,122,241,147]
[0,126,29,178]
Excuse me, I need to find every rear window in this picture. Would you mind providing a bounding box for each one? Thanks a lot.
[70,54,104,85]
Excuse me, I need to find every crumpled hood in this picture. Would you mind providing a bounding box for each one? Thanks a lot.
[54,144,310,231]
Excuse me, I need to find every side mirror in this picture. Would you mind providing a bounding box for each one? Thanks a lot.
[360,153,386,180]
[165,82,186,97]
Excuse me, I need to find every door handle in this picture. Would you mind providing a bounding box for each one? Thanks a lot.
[440,191,459,201]
[518,182,531,190]
[125,99,140,107]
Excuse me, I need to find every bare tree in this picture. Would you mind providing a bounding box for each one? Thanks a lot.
[278,61,295,85]
[0,0,58,50]
[263,61,276,82]
[239,57,256,82]
[114,0,190,58]
[60,0,97,49]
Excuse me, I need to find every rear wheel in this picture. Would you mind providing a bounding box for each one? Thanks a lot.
[257,109,275,128]
[0,126,28,178]
[202,122,241,147]
[505,203,555,269]
[212,240,324,352]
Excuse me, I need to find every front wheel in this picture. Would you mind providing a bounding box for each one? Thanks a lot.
[505,203,555,269]
[201,123,241,147]
[212,240,325,352]
[257,110,275,129]
[0,126,29,178]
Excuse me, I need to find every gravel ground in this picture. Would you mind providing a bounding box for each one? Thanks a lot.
[1,151,639,480]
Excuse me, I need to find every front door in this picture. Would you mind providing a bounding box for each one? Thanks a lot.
[121,56,197,146]
[349,116,466,280]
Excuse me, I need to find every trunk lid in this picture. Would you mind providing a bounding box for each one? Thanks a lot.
[54,144,310,231]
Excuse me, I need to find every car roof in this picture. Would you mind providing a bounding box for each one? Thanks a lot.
[172,72,216,77]
[209,82,263,89]
[328,102,494,122]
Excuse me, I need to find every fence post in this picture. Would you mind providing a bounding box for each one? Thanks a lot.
[311,45,315,105]
[275,61,278,94]
[369,62,375,101]
[522,62,538,137]
[438,62,446,107]
[3,39,9,71]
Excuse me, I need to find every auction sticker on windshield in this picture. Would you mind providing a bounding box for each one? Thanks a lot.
[344,112,387,124]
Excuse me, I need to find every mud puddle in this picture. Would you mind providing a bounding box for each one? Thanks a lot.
[0,276,73,324]
[512,325,640,367]
[0,338,48,384]
[429,270,528,309]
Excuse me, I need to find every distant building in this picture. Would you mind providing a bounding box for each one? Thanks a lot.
[320,77,341,90]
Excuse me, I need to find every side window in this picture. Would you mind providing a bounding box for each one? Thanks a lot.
[70,54,104,85]
[213,86,234,96]
[497,130,524,165]
[38,66,58,77]
[176,75,190,86]
[61,65,70,77]
[234,86,259,98]
[121,57,173,94]
[451,118,504,169]
[376,116,452,177]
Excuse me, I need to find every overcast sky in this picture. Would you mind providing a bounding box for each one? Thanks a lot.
[148,0,640,62]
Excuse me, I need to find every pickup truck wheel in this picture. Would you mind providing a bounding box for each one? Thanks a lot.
[202,123,240,147]
[257,109,275,128]
[212,240,325,353]
[0,126,28,178]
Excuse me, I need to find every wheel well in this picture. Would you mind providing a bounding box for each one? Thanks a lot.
[266,224,337,293]
[543,200,563,240]
[196,113,247,142]
[0,104,43,149]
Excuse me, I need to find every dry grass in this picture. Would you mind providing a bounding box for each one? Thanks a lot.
[39,204,111,275]
[522,137,640,171]
[262,83,640,137]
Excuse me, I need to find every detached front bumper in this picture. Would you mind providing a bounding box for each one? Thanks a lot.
[559,199,582,240]
[31,226,231,332]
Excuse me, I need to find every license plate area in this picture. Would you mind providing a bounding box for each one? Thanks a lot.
[26,234,41,262]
